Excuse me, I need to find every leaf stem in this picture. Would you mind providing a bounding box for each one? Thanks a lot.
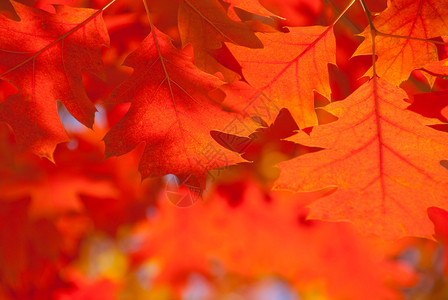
[142,0,179,119]
[358,0,448,53]
[143,0,177,105]
[330,0,357,27]
[102,0,117,11]
[358,0,376,76]
[326,0,362,33]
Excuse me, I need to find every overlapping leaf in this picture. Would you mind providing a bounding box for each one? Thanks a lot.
[179,0,262,50]
[354,0,448,86]
[104,27,246,188]
[211,108,322,164]
[424,57,448,79]
[275,78,448,239]
[227,26,335,128]
[0,1,108,159]
[178,0,262,81]
[224,0,275,17]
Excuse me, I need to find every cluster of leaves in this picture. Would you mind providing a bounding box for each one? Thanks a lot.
[1,0,448,299]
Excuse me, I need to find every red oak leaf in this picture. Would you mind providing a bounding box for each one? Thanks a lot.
[423,57,448,79]
[354,0,448,86]
[104,27,246,189]
[227,26,336,128]
[0,1,108,160]
[178,0,262,81]
[275,78,448,239]
[224,0,276,17]
[211,108,322,163]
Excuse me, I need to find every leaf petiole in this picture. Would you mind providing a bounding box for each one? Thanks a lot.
[330,0,357,27]
[358,0,377,76]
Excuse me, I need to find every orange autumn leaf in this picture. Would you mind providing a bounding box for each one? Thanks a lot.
[224,0,275,17]
[3,0,448,297]
[354,0,448,86]
[178,0,262,51]
[275,78,448,239]
[178,0,262,81]
[211,108,322,166]
[424,57,448,78]
[104,27,246,188]
[0,1,108,160]
[227,26,335,128]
